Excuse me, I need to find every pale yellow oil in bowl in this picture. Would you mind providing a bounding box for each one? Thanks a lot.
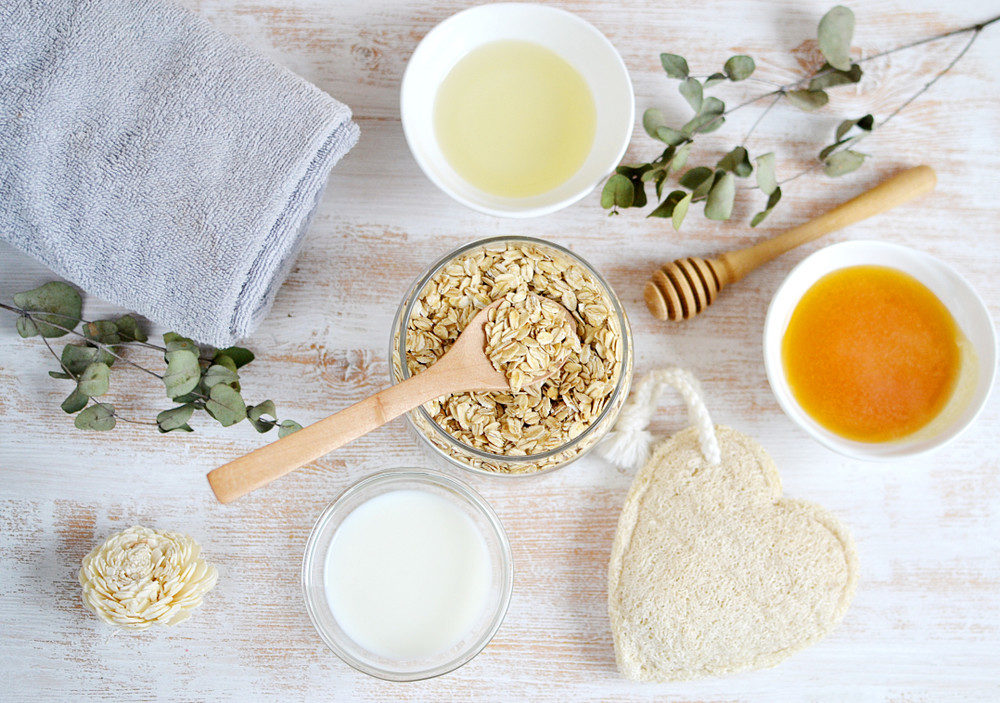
[433,40,597,199]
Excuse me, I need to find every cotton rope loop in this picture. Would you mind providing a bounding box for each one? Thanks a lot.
[598,367,721,471]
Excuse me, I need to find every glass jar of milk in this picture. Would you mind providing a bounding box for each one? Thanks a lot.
[302,469,513,681]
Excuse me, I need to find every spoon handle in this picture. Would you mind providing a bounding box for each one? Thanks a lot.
[206,369,448,504]
[714,165,937,285]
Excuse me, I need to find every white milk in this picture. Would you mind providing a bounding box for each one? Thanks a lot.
[323,489,492,660]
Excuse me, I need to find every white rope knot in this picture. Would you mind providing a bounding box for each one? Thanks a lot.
[598,367,721,471]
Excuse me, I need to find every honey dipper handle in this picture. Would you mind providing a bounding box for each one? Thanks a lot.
[714,165,937,284]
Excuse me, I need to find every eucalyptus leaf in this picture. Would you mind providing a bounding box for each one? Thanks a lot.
[630,178,648,208]
[647,190,687,219]
[823,149,866,176]
[642,108,667,138]
[601,174,633,210]
[202,363,239,389]
[668,142,691,174]
[818,139,848,161]
[750,187,782,227]
[703,72,727,88]
[615,164,652,179]
[691,171,718,201]
[653,145,677,167]
[163,349,200,399]
[655,126,687,146]
[61,345,100,376]
[682,113,725,135]
[49,371,73,380]
[785,89,829,111]
[83,320,120,346]
[163,332,198,355]
[640,167,664,183]
[278,420,303,438]
[755,152,777,195]
[717,146,753,177]
[724,55,755,81]
[809,62,862,90]
[700,97,726,116]
[78,362,110,397]
[672,192,693,230]
[205,384,246,427]
[834,120,854,141]
[11,282,82,338]
[74,403,116,431]
[835,113,874,140]
[248,400,278,433]
[660,53,689,78]
[61,388,89,414]
[679,77,703,112]
[818,6,855,71]
[115,315,148,343]
[16,316,38,338]
[682,97,726,133]
[653,170,668,200]
[248,400,277,421]
[678,166,714,190]
[156,404,195,433]
[704,172,736,220]
[212,353,239,374]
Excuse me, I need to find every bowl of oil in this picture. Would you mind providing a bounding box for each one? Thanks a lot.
[764,240,996,461]
[400,3,634,217]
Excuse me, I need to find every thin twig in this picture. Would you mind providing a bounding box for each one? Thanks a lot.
[818,24,984,165]
[40,335,78,380]
[679,13,1000,149]
[742,92,784,146]
[690,75,785,89]
[794,14,1000,90]
[0,303,169,353]
[856,13,999,65]
[16,314,165,381]
[81,397,158,426]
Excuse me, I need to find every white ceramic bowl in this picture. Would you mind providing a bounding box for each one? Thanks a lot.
[400,3,634,218]
[764,241,996,461]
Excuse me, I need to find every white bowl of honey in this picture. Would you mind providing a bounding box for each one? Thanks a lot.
[400,3,634,217]
[764,241,996,460]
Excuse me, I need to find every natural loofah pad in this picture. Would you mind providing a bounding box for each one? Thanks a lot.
[603,371,858,682]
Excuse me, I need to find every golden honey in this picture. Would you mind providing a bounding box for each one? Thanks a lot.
[782,265,963,443]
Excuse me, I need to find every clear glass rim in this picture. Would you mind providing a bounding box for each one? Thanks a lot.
[301,468,514,681]
[390,235,633,468]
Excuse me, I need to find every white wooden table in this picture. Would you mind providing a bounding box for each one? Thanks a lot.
[2,1,998,700]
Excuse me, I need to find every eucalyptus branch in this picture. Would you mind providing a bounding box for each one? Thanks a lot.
[602,6,997,229]
[2,282,301,436]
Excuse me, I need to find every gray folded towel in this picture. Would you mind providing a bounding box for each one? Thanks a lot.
[0,0,359,346]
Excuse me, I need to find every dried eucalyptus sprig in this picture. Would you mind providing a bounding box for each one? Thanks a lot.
[603,6,1000,228]
[1,281,302,435]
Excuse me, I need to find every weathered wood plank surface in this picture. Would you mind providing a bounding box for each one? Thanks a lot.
[2,0,998,700]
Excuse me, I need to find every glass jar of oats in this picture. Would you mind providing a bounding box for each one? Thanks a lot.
[389,236,633,476]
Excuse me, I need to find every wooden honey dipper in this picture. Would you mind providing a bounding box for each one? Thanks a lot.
[645,165,937,321]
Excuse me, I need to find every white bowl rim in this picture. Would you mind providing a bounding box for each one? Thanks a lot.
[399,2,635,218]
[763,240,997,461]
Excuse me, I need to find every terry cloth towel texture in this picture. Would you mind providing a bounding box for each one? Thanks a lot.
[0,0,359,346]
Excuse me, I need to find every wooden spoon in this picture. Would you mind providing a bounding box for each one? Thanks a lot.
[207,295,574,503]
[645,165,937,321]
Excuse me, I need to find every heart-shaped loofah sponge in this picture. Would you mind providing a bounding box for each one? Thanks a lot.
[608,425,858,682]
